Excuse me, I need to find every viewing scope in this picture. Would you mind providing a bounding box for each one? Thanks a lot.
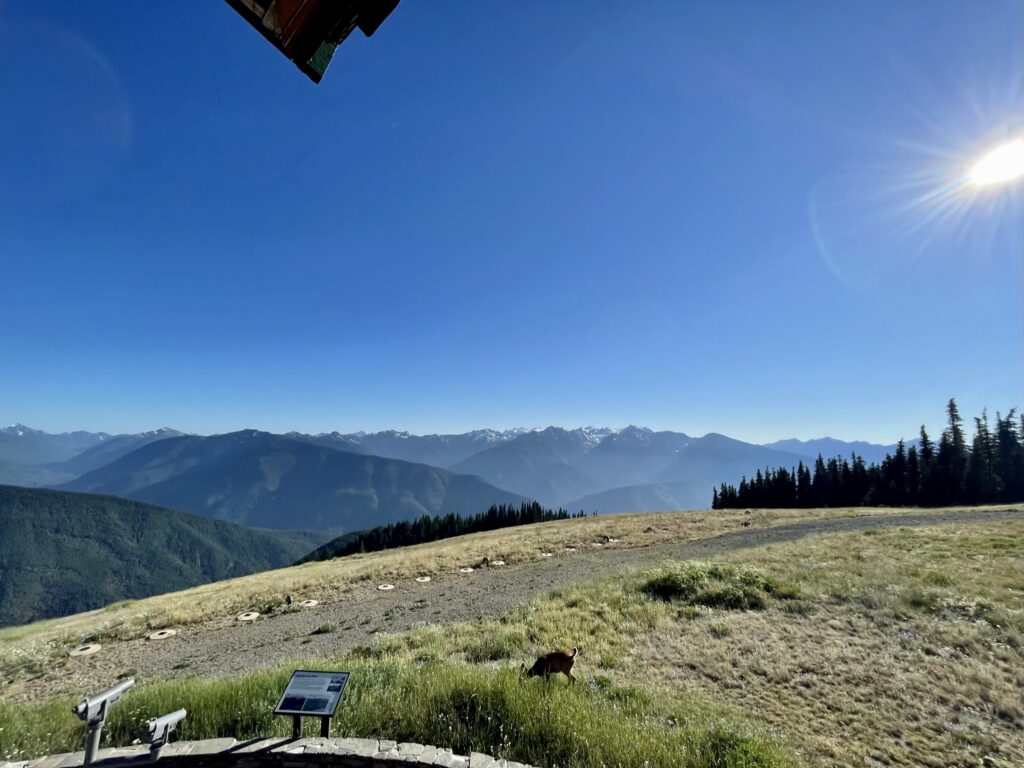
[72,678,135,765]
[139,709,187,757]
[73,678,135,725]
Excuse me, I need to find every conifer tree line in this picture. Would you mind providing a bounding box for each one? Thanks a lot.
[300,501,587,563]
[712,400,1024,509]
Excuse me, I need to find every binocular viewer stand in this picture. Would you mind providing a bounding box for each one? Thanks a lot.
[72,679,187,765]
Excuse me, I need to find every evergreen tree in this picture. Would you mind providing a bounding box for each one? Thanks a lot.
[906,445,920,503]
[964,410,999,503]
[712,400,1022,509]
[918,426,936,504]
[995,410,1024,502]
[947,398,967,457]
[811,455,828,506]
[796,461,811,506]
[303,501,586,562]
[929,399,969,504]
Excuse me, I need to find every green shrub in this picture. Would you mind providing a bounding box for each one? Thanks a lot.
[709,622,732,639]
[464,627,529,663]
[641,562,798,611]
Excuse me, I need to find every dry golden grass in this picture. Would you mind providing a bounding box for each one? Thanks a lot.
[2,504,1012,662]
[354,519,1024,767]
[656,520,1024,767]
[1,503,1018,688]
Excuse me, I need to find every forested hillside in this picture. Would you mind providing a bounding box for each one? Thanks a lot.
[300,501,586,562]
[0,485,325,626]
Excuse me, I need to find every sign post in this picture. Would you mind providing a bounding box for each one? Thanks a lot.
[274,670,350,739]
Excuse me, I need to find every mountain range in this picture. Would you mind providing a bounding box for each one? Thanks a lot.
[0,425,184,487]
[762,437,896,464]
[61,430,526,532]
[290,428,527,468]
[2,422,901,531]
[0,424,110,465]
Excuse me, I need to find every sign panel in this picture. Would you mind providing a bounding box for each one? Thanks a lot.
[274,670,350,717]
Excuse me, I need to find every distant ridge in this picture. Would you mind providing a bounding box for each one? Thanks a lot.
[453,428,814,507]
[61,431,527,532]
[1,421,900,515]
[290,428,527,467]
[763,437,900,464]
[566,434,809,512]
[50,427,185,476]
[0,424,109,466]
[0,425,184,487]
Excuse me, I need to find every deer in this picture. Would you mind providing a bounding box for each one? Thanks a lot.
[521,647,579,684]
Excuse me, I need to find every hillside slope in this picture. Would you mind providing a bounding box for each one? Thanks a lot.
[61,431,526,532]
[453,428,813,507]
[566,479,707,514]
[573,426,692,488]
[293,429,522,468]
[48,428,185,477]
[654,433,809,490]
[452,428,606,504]
[0,485,325,627]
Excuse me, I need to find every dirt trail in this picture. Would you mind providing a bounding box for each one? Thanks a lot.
[16,508,1024,700]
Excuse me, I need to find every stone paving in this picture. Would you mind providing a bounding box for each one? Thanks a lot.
[0,739,535,768]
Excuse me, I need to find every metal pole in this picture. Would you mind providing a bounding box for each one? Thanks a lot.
[319,717,330,738]
[291,715,302,740]
[84,723,103,766]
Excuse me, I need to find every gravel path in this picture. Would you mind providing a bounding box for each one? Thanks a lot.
[21,508,1024,700]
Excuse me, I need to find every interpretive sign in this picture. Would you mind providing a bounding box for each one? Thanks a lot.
[275,670,349,717]
[274,670,350,738]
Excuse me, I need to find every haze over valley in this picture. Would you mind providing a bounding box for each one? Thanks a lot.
[0,421,900,530]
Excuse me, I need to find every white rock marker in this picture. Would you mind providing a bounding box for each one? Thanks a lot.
[237,611,260,622]
[300,599,319,607]
[565,547,577,552]
[69,643,101,657]
[459,567,474,573]
[377,583,395,591]
[147,629,177,641]
[491,560,505,566]
[415,576,431,583]
[540,552,553,558]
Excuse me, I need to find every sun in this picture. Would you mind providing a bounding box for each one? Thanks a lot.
[968,137,1024,187]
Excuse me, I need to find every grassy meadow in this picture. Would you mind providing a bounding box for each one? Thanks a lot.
[2,508,1022,767]
[2,505,1015,659]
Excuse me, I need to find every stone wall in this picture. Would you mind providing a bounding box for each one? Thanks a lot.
[0,738,535,768]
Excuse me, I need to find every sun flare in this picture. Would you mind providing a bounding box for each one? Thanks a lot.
[968,137,1024,187]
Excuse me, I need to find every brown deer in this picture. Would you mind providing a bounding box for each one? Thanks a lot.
[521,647,579,684]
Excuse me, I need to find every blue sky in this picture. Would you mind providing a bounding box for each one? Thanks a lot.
[1,1,1021,443]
